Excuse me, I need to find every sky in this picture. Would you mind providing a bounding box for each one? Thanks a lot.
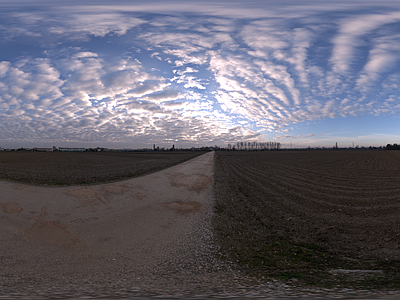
[1,0,400,149]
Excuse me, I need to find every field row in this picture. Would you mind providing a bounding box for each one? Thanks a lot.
[216,150,400,260]
[0,151,202,185]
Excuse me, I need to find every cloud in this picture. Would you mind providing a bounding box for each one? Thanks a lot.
[175,67,199,75]
[172,75,207,89]
[0,61,11,78]
[0,8,146,43]
[356,35,400,90]
[0,58,64,106]
[255,60,301,105]
[275,133,316,140]
[46,12,145,39]
[143,88,183,102]
[127,81,169,97]
[73,51,98,58]
[330,11,400,74]
[2,2,400,147]
[275,135,297,139]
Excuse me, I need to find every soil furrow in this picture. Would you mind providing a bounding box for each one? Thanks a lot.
[215,150,400,261]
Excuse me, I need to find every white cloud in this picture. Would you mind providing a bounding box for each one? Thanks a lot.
[127,81,170,97]
[74,51,98,58]
[143,89,183,102]
[2,3,400,147]
[50,12,145,38]
[175,67,199,75]
[330,11,400,74]
[0,58,64,106]
[255,60,301,105]
[173,75,207,90]
[0,61,11,78]
[356,35,400,90]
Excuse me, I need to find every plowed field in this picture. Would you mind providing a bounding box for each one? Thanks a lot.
[213,150,400,287]
[0,151,203,185]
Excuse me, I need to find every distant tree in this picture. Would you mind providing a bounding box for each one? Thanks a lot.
[387,143,400,150]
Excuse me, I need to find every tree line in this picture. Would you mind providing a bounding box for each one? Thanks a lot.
[227,141,281,151]
[386,143,400,150]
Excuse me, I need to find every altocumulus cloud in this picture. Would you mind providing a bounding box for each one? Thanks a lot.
[1,0,400,148]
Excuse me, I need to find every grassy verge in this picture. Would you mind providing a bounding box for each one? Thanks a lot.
[212,152,400,289]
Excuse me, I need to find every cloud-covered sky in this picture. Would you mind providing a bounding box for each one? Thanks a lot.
[1,0,400,148]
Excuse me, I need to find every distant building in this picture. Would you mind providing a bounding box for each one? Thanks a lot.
[59,147,86,152]
[34,147,53,152]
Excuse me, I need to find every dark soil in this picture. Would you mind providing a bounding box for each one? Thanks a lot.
[212,150,400,288]
[0,151,203,185]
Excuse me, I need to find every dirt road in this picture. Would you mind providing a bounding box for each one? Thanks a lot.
[0,151,241,296]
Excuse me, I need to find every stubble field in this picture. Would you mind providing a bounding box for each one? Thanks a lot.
[0,151,203,185]
[213,150,400,288]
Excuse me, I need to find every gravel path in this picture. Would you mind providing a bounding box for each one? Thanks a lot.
[1,152,400,299]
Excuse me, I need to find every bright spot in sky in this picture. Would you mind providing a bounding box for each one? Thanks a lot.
[1,0,400,149]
